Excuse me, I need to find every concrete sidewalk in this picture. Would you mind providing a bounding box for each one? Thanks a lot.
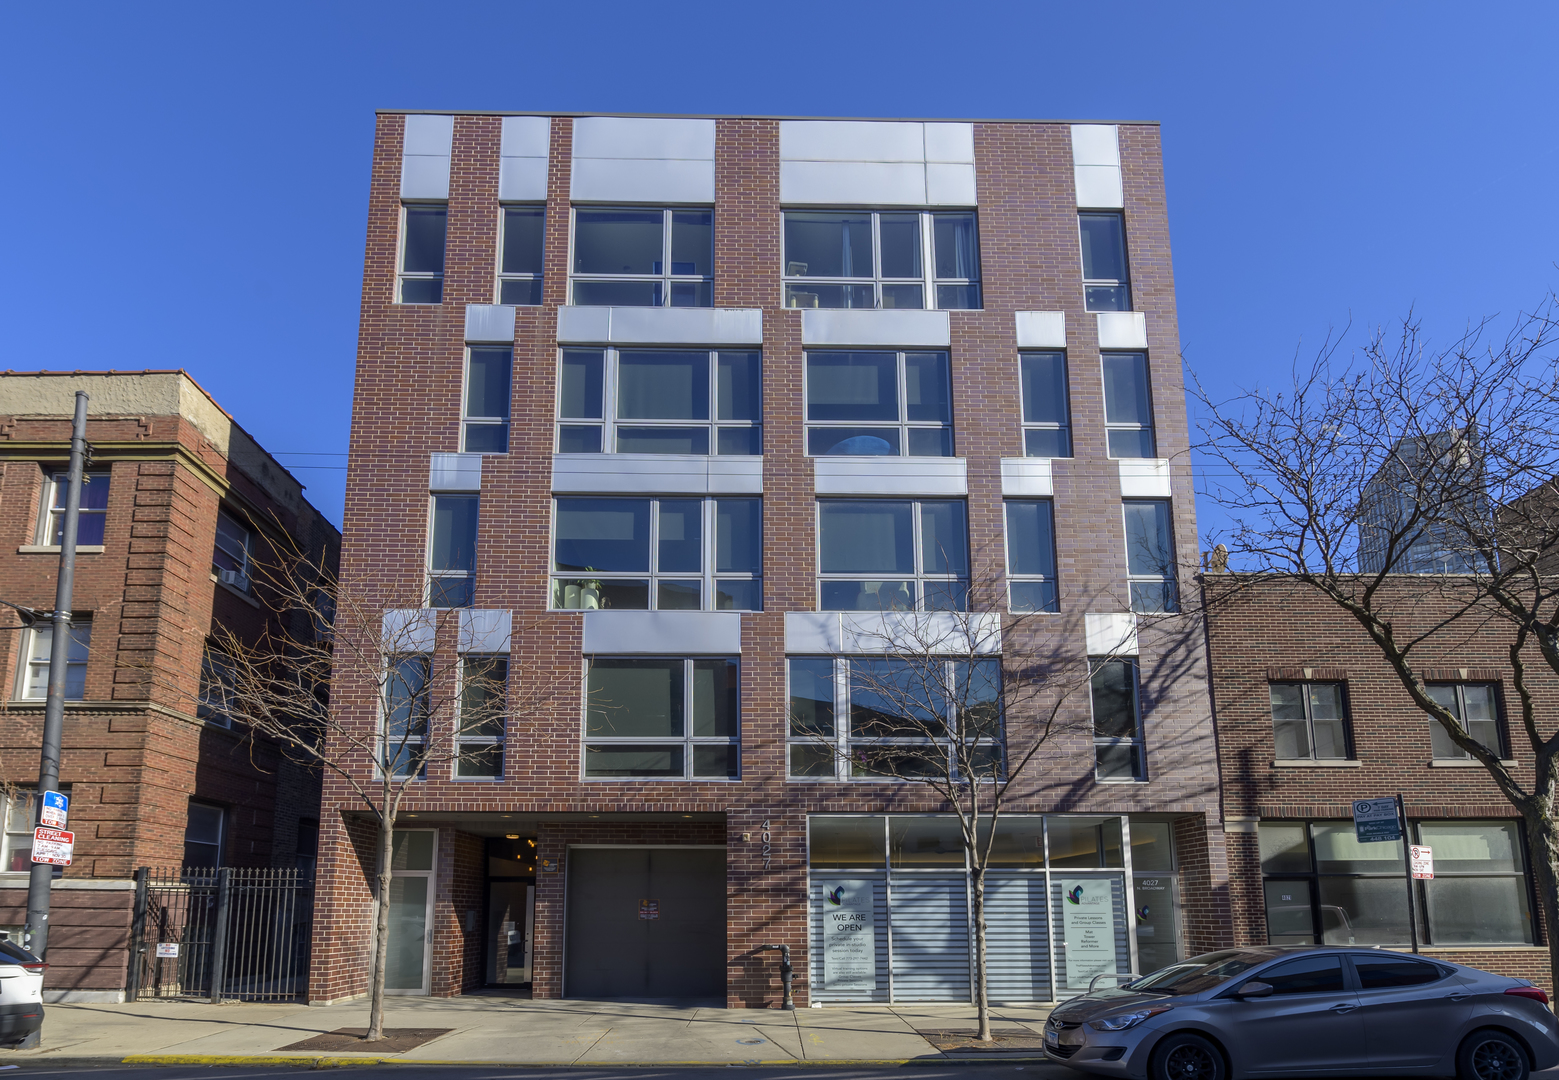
[2,995,1061,1067]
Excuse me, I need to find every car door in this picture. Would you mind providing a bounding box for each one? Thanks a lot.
[1347,954,1469,1071]
[1224,954,1366,1076]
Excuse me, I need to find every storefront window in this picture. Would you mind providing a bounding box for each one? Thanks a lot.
[889,817,965,868]
[1048,816,1124,868]
[809,816,885,868]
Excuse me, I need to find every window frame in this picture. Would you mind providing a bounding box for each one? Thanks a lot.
[1089,656,1145,782]
[1122,498,1178,614]
[397,202,448,305]
[495,204,546,305]
[1269,681,1353,761]
[36,469,110,547]
[568,206,713,308]
[803,350,953,458]
[213,509,253,591]
[461,346,513,454]
[1425,682,1504,760]
[16,618,90,702]
[426,494,479,609]
[1100,351,1157,459]
[198,647,236,728]
[1019,351,1073,458]
[454,654,507,780]
[1003,498,1059,613]
[581,656,741,781]
[1,790,35,872]
[555,347,762,457]
[380,654,432,780]
[781,210,982,311]
[816,498,969,613]
[183,801,226,869]
[550,496,763,612]
[1078,210,1131,313]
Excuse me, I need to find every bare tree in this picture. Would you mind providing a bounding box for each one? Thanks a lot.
[1194,299,1559,990]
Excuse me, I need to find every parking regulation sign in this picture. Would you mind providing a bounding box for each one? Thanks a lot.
[31,827,74,866]
[39,791,68,828]
[1411,845,1434,879]
[1353,798,1401,843]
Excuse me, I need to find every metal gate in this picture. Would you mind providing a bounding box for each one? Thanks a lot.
[128,867,312,1002]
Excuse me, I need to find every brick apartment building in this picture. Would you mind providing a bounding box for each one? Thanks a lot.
[1203,573,1554,993]
[0,371,339,1000]
[313,111,1225,1006]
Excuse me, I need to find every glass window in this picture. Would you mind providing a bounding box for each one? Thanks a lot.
[40,470,109,546]
[1258,955,1345,995]
[890,816,965,867]
[456,656,507,779]
[571,208,712,307]
[1,791,35,871]
[1352,956,1446,988]
[806,351,952,457]
[1123,499,1177,613]
[982,816,1046,868]
[383,655,430,778]
[1131,821,1175,871]
[1417,821,1532,944]
[212,510,252,589]
[1426,683,1502,759]
[198,648,235,728]
[783,211,980,310]
[1004,500,1058,613]
[19,619,90,701]
[498,206,545,305]
[1270,682,1350,760]
[808,816,885,868]
[399,204,447,304]
[1090,658,1143,781]
[817,499,968,612]
[428,495,478,608]
[583,657,739,779]
[183,802,224,869]
[557,348,760,456]
[1048,816,1126,868]
[1020,352,1071,458]
[463,347,512,453]
[1079,211,1129,312]
[552,497,761,611]
[1101,352,1155,458]
[1258,822,1312,874]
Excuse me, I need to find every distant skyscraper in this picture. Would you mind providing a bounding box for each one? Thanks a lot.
[1359,427,1486,573]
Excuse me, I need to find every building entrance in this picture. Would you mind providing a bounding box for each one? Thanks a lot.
[565,846,725,1000]
[486,837,536,987]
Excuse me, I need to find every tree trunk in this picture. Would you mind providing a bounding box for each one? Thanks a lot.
[366,817,393,1041]
[1521,805,1559,1001]
[973,865,991,1041]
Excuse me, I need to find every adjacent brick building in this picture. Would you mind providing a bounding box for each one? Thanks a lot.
[313,112,1223,1006]
[0,371,339,1000]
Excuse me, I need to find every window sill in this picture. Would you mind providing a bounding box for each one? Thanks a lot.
[1272,759,1362,768]
[210,574,260,609]
[18,545,103,554]
[1429,758,1518,768]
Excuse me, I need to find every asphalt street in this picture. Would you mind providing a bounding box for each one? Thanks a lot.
[5,1068,1073,1080]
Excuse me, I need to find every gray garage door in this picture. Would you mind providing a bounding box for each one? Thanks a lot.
[565,847,726,1000]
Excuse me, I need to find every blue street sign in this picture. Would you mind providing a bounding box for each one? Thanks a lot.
[1353,797,1400,843]
[39,791,68,829]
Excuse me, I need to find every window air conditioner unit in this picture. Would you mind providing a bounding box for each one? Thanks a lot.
[219,570,249,591]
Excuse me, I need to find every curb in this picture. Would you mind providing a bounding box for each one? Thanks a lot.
[24,1053,1063,1069]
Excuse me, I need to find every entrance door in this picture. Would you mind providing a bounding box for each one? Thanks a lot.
[565,847,725,1000]
[487,882,534,984]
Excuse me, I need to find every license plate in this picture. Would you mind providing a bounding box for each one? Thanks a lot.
[1046,1030,1059,1046]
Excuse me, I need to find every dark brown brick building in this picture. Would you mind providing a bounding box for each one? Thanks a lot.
[314,112,1222,1006]
[0,371,339,1000]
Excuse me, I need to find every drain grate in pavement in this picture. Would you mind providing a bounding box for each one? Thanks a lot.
[277,1028,454,1054]
[918,1029,1048,1053]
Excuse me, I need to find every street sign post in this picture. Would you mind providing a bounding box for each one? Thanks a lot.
[1352,798,1400,842]
[39,792,67,829]
[30,827,73,867]
[1411,846,1434,879]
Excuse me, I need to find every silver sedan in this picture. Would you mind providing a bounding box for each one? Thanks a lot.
[1044,945,1558,1080]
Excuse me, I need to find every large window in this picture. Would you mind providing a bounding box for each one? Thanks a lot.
[2,791,35,871]
[1020,352,1072,458]
[818,499,967,612]
[497,206,545,304]
[557,348,760,456]
[183,802,225,869]
[1270,682,1350,760]
[552,497,761,611]
[1101,352,1155,458]
[1259,820,1534,946]
[1426,683,1502,760]
[787,657,1001,780]
[456,656,507,779]
[1079,211,1130,312]
[463,347,512,453]
[428,495,478,608]
[17,619,90,701]
[1090,658,1143,781]
[399,204,447,304]
[1123,499,1177,614]
[584,658,739,779]
[213,510,252,592]
[1004,500,1058,613]
[805,351,951,457]
[570,208,712,307]
[382,655,431,778]
[782,211,980,310]
[38,470,109,546]
[198,648,236,728]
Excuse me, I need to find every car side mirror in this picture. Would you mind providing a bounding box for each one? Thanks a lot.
[1236,980,1274,998]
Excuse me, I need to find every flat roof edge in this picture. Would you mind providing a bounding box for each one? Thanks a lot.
[375,109,1161,125]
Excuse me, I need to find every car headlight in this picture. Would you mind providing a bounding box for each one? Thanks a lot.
[1089,1006,1172,1031]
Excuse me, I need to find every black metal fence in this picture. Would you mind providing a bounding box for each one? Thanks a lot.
[128,866,313,1002]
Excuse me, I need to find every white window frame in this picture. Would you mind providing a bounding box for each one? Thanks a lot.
[581,656,741,781]
[426,494,478,609]
[815,498,968,613]
[495,204,545,305]
[454,654,507,781]
[1002,498,1059,614]
[36,469,109,546]
[1122,499,1178,614]
[782,210,981,311]
[1089,656,1145,783]
[1079,210,1131,313]
[397,202,447,305]
[379,654,431,780]
[803,350,953,459]
[550,496,763,612]
[213,510,252,592]
[15,619,90,702]
[568,207,713,307]
[1,790,35,873]
[1019,350,1073,458]
[386,830,437,996]
[1100,351,1157,459]
[1426,682,1503,760]
[461,346,513,454]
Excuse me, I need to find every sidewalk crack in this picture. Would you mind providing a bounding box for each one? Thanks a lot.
[569,1027,610,1064]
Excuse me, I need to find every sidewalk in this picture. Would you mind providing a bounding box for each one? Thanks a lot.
[3,995,1062,1067]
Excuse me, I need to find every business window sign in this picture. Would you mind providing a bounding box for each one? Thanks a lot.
[821,880,875,991]
[39,791,68,829]
[1352,798,1401,843]
[1060,878,1117,987]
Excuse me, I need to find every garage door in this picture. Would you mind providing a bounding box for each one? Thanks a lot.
[565,847,726,1000]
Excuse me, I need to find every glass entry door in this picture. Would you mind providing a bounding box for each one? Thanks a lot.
[487,882,534,984]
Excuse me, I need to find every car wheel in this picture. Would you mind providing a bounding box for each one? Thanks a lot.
[1457,1029,1529,1080]
[1150,1032,1226,1080]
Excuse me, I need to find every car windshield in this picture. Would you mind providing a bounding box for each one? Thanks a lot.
[1128,950,1269,995]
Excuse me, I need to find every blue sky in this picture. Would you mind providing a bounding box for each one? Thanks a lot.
[2,2,1554,536]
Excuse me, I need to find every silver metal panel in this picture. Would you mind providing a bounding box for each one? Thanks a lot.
[839,612,1001,656]
[556,305,612,344]
[429,452,482,492]
[459,609,512,654]
[581,611,742,655]
[780,120,925,162]
[1085,612,1139,657]
[925,163,977,206]
[464,304,516,343]
[500,115,551,158]
[1070,124,1120,167]
[1074,164,1124,209]
[812,456,967,496]
[550,454,763,495]
[780,160,926,206]
[571,116,715,160]
[1096,311,1148,349]
[382,609,438,652]
[1015,310,1066,348]
[809,875,890,1003]
[785,612,841,654]
[800,308,950,346]
[923,123,976,163]
[707,457,766,493]
[403,114,455,156]
[570,156,715,203]
[1000,458,1054,497]
[890,875,971,1002]
[498,156,548,201]
[400,154,451,200]
[605,306,764,345]
[1118,458,1171,497]
[985,874,1052,1003]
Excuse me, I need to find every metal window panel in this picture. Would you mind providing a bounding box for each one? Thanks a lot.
[1074,165,1124,209]
[498,156,548,201]
[925,163,977,207]
[1069,124,1120,167]
[400,155,451,200]
[381,609,438,652]
[580,611,741,655]
[781,120,926,162]
[923,123,975,164]
[570,157,715,203]
[429,452,483,492]
[557,306,761,345]
[782,612,1001,655]
[571,116,715,160]
[500,115,550,158]
[550,454,762,495]
[403,114,455,157]
[812,457,967,496]
[800,308,950,346]
[1097,311,1149,349]
[1015,311,1067,348]
[1000,458,1054,497]
[1118,458,1171,497]
[464,304,516,343]
[780,160,926,206]
[458,609,512,654]
[1085,612,1139,657]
